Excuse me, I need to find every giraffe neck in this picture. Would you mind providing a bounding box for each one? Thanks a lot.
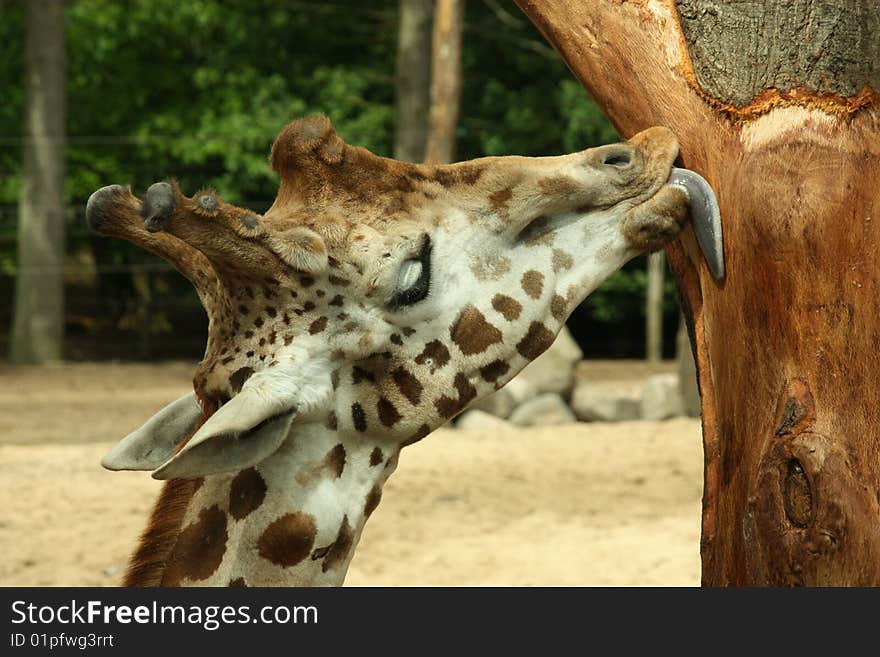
[134,424,399,587]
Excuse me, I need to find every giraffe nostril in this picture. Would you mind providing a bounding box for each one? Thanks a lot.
[602,150,631,167]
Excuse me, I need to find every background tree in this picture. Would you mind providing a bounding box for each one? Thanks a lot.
[516,0,880,585]
[10,0,67,363]
[645,252,664,362]
[424,0,463,164]
[394,0,433,162]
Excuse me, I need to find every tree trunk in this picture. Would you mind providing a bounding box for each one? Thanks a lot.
[516,0,880,585]
[11,0,67,364]
[645,252,664,362]
[424,0,463,164]
[395,0,433,163]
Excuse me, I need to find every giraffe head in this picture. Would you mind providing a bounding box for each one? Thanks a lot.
[88,115,686,479]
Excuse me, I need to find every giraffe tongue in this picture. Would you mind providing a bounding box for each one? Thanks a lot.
[667,167,725,281]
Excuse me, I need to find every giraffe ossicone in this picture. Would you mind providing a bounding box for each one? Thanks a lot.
[86,115,688,586]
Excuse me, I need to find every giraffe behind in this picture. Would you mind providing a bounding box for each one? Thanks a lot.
[86,115,687,586]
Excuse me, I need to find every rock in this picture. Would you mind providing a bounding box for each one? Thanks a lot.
[456,409,514,431]
[470,376,540,419]
[640,373,685,420]
[508,393,576,427]
[571,384,641,422]
[516,326,583,397]
[470,387,516,419]
[503,376,539,405]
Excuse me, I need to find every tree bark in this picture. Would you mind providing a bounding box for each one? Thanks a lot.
[394,0,433,163]
[516,0,880,585]
[646,252,664,362]
[424,0,463,164]
[11,0,67,363]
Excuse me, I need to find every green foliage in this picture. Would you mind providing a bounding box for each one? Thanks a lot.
[0,0,679,358]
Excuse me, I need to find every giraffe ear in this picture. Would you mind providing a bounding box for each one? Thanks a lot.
[151,360,332,480]
[151,409,298,480]
[101,392,202,471]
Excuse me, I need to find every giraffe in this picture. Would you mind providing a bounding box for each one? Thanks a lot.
[85,115,688,586]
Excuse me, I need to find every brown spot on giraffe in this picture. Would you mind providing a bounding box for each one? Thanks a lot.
[369,447,383,467]
[309,316,328,334]
[325,410,338,431]
[364,486,383,518]
[435,373,478,418]
[488,187,514,218]
[550,294,567,321]
[415,340,450,371]
[492,294,521,321]
[162,505,228,585]
[258,512,318,568]
[351,403,367,432]
[322,444,346,478]
[228,577,248,587]
[552,248,574,272]
[521,270,544,299]
[517,322,555,360]
[228,468,267,521]
[480,360,510,383]
[311,545,331,560]
[377,397,402,427]
[351,366,375,384]
[392,366,423,405]
[320,516,355,573]
[402,423,431,447]
[450,306,503,355]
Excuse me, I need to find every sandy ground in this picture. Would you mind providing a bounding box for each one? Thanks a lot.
[0,362,703,587]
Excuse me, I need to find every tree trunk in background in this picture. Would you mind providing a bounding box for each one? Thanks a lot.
[395,0,433,163]
[11,0,67,363]
[677,315,700,417]
[424,0,463,164]
[516,0,880,585]
[645,252,664,362]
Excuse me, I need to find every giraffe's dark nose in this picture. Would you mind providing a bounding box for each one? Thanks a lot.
[142,181,177,233]
[86,184,130,234]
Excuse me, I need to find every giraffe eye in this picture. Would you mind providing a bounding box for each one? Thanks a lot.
[390,235,432,309]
